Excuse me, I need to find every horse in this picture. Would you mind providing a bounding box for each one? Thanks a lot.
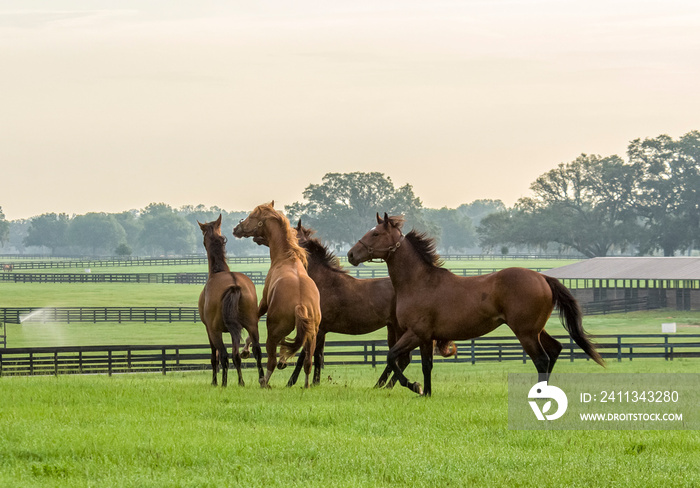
[2,264,13,272]
[233,202,322,388]
[281,221,411,387]
[347,213,605,396]
[197,215,264,387]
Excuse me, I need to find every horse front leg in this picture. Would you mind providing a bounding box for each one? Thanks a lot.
[386,330,422,395]
[312,332,326,386]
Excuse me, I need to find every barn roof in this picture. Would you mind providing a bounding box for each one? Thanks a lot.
[545,257,700,280]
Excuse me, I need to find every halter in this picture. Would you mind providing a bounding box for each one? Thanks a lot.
[357,233,405,262]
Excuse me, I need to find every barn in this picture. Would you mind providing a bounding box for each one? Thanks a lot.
[545,257,700,312]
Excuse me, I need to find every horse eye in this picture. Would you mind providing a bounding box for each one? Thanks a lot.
[372,232,379,237]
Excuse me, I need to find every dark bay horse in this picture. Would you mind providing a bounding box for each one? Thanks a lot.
[284,221,411,387]
[347,214,605,396]
[198,215,264,387]
[233,202,322,388]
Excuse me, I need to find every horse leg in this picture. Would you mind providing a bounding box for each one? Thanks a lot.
[517,334,551,383]
[540,330,563,375]
[419,342,434,397]
[286,349,305,387]
[302,334,317,389]
[243,323,265,382]
[208,340,218,386]
[385,352,411,389]
[210,335,229,387]
[312,332,326,386]
[261,336,278,388]
[229,332,245,387]
[386,330,423,395]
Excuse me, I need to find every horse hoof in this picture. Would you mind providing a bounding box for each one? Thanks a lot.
[240,351,250,360]
[277,362,287,370]
[239,381,245,387]
[411,382,423,395]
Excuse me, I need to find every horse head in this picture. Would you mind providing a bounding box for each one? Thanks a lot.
[347,213,405,266]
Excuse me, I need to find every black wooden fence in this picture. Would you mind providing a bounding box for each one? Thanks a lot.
[0,307,200,324]
[0,335,697,377]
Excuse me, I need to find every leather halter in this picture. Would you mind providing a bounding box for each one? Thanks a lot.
[357,233,405,262]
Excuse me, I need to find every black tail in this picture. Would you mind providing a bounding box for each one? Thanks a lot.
[222,286,242,348]
[280,305,314,362]
[545,275,605,367]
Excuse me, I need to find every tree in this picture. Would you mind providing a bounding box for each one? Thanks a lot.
[285,172,429,246]
[424,207,476,253]
[24,213,70,254]
[477,155,639,257]
[114,211,143,254]
[68,213,127,255]
[628,131,700,255]
[457,199,506,227]
[138,203,196,255]
[0,207,9,247]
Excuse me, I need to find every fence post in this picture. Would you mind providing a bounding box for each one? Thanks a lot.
[471,340,475,365]
[664,336,669,361]
[569,336,574,362]
[617,336,622,362]
[108,350,112,376]
[371,343,376,369]
[162,348,167,375]
[54,351,58,376]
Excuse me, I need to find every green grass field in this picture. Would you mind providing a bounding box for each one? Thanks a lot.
[0,361,698,488]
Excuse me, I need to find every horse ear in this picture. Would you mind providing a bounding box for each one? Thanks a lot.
[383,213,390,227]
[296,219,302,230]
[215,214,222,227]
[271,200,275,208]
[376,213,383,225]
[197,221,205,230]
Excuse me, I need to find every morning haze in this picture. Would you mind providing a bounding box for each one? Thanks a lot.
[1,0,699,220]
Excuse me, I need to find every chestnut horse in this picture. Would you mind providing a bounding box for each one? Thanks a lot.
[283,221,411,387]
[347,214,605,396]
[233,202,321,388]
[198,216,264,387]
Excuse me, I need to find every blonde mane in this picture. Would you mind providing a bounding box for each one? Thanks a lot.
[255,203,308,268]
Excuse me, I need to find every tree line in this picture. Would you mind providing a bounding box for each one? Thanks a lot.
[1,130,697,258]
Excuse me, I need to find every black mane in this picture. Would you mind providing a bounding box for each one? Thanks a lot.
[405,230,444,268]
[204,233,229,273]
[302,237,347,274]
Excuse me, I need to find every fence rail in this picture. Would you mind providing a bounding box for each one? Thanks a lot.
[0,307,200,324]
[0,335,697,377]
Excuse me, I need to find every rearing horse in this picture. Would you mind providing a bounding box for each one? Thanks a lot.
[198,215,264,387]
[233,202,322,388]
[348,213,605,396]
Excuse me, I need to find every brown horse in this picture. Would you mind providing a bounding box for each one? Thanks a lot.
[198,215,264,387]
[233,202,321,388]
[2,264,13,272]
[347,214,605,396]
[280,221,412,388]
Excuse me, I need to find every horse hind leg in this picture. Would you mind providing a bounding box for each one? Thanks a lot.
[312,332,326,386]
[286,349,305,387]
[517,334,551,383]
[540,330,563,375]
[386,330,423,395]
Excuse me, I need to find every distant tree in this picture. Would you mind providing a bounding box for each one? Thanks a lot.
[68,213,127,255]
[115,243,132,257]
[24,213,70,254]
[424,207,476,252]
[285,172,430,246]
[113,211,143,254]
[0,207,9,247]
[138,203,196,255]
[628,131,700,255]
[457,199,506,227]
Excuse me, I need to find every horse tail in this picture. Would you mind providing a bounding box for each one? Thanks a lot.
[279,305,315,363]
[545,275,605,367]
[222,285,243,348]
[434,340,457,358]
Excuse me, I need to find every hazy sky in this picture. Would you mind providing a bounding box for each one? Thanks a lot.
[1,0,699,221]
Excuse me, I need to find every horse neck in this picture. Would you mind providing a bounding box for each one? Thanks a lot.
[205,242,229,274]
[265,221,296,264]
[384,238,430,291]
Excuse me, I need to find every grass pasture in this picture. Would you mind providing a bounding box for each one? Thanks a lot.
[1,361,698,488]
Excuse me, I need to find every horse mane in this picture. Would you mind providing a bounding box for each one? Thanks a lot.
[302,236,347,274]
[256,203,308,268]
[202,231,229,273]
[404,229,444,268]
